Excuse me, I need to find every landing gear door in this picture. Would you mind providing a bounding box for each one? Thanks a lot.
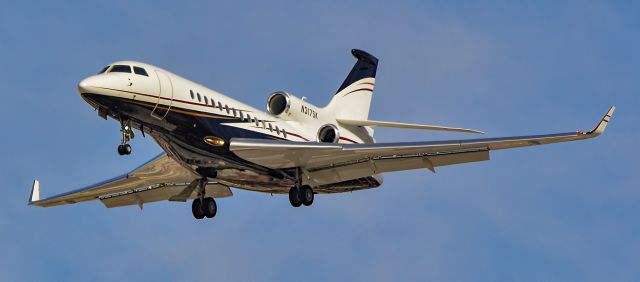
[151,70,174,120]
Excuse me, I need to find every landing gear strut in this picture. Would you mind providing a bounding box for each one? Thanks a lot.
[117,118,134,156]
[191,178,217,220]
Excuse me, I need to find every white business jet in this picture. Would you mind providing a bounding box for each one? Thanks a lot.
[28,49,614,220]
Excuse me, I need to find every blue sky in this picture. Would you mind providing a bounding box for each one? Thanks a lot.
[0,1,638,281]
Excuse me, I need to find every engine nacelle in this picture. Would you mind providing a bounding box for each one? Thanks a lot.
[317,124,340,143]
[267,91,340,143]
[267,91,322,122]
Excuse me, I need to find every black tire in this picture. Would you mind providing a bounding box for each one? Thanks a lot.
[300,185,314,206]
[117,145,125,155]
[123,144,132,155]
[191,199,205,219]
[203,197,217,218]
[289,187,302,207]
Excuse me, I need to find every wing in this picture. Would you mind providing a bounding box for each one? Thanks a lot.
[231,107,614,185]
[29,154,232,208]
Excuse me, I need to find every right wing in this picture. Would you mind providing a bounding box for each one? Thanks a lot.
[29,154,232,209]
[231,107,614,185]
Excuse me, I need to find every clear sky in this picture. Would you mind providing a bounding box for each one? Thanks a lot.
[1,1,638,281]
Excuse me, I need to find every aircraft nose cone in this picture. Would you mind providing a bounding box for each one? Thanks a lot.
[78,76,98,94]
[78,79,89,91]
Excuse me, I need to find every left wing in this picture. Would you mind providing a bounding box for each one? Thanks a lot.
[231,107,614,185]
[29,154,232,208]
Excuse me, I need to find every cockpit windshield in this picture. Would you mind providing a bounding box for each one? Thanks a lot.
[110,65,132,73]
[98,64,148,76]
[98,66,110,74]
[133,66,148,76]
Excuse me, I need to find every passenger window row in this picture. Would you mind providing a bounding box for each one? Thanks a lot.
[188,89,287,138]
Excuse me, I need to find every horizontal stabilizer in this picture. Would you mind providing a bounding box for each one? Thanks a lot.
[337,119,485,134]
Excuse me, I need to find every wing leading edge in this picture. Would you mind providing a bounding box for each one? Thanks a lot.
[230,107,614,185]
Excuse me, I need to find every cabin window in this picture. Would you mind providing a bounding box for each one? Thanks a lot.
[133,66,148,76]
[217,101,223,110]
[210,98,215,106]
[282,129,287,138]
[275,125,280,135]
[268,123,273,132]
[204,96,209,105]
[255,118,260,127]
[261,121,266,129]
[232,108,237,117]
[190,90,195,99]
[225,105,229,114]
[197,93,202,102]
[109,65,131,73]
[238,110,244,120]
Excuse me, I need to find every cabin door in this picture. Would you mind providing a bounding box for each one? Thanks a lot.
[151,70,174,120]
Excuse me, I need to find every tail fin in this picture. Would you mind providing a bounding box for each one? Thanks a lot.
[326,49,378,121]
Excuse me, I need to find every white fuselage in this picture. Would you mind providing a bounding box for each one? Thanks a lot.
[77,61,381,193]
[79,61,369,145]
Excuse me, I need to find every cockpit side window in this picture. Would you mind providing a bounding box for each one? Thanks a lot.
[133,66,148,76]
[98,66,110,74]
[110,65,132,73]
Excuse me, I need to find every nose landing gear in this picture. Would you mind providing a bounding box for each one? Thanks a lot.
[117,118,134,156]
[117,144,132,155]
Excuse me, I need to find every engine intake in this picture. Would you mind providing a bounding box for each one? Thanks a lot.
[267,91,291,116]
[267,91,323,122]
[317,124,339,143]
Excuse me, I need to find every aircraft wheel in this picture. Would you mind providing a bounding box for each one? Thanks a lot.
[203,197,217,218]
[300,185,314,206]
[192,198,205,219]
[117,144,132,155]
[123,144,132,155]
[289,187,302,207]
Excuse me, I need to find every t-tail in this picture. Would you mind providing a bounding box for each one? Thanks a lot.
[326,49,378,121]
[330,49,485,138]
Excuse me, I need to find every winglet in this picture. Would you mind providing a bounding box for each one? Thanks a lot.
[29,180,40,204]
[589,106,615,136]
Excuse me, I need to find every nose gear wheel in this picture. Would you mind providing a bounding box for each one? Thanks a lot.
[117,118,134,155]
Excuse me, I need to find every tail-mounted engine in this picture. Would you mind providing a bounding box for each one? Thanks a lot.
[317,124,339,143]
[267,91,340,143]
[267,91,321,122]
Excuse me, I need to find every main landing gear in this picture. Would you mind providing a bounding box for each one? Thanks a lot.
[288,168,315,207]
[191,178,217,220]
[289,185,314,207]
[117,118,134,156]
[192,197,217,219]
